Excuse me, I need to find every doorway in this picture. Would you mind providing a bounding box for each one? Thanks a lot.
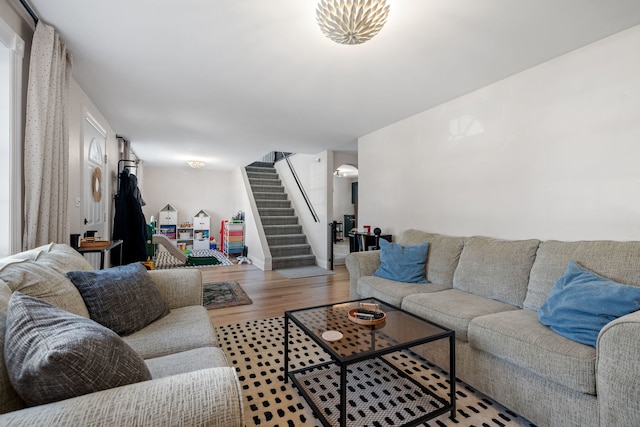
[332,164,358,265]
[82,113,107,267]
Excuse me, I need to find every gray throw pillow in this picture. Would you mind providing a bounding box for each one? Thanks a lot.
[67,262,170,336]
[4,292,151,406]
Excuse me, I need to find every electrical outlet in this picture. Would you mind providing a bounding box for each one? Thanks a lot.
[75,197,81,207]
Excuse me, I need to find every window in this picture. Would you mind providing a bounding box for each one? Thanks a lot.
[0,17,24,257]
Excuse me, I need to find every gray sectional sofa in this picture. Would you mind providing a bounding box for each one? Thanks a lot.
[346,229,640,427]
[0,243,243,426]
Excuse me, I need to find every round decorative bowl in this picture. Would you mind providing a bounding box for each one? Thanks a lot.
[348,308,386,326]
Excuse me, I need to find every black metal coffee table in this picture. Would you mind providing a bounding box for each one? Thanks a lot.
[284,298,455,427]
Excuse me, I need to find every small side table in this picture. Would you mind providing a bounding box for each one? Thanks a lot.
[348,232,392,252]
[77,240,123,269]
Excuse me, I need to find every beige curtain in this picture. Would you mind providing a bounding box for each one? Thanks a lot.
[23,22,73,250]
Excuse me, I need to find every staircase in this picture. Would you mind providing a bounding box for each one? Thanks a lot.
[246,163,316,269]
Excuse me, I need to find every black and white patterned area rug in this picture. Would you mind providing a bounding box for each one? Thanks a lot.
[217,317,536,427]
[154,249,233,269]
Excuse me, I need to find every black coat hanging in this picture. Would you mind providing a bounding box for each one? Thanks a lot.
[113,169,148,265]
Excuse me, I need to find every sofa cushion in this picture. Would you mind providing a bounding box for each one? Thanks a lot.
[2,243,93,272]
[401,289,518,341]
[468,309,596,395]
[398,230,465,288]
[524,240,640,311]
[145,347,229,379]
[538,261,640,347]
[28,243,94,272]
[0,258,90,318]
[4,292,151,406]
[123,306,218,359]
[67,262,170,336]
[357,276,448,307]
[373,239,429,283]
[453,236,540,307]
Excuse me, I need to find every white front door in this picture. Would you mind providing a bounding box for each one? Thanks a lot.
[82,113,107,267]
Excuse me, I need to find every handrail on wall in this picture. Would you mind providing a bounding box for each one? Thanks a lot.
[278,152,320,223]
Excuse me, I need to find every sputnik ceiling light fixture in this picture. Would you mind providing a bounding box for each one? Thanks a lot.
[316,0,390,45]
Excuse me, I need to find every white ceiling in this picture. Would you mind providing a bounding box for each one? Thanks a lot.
[27,0,640,170]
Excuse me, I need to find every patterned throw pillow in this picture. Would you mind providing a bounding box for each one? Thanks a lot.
[67,262,170,336]
[4,292,151,406]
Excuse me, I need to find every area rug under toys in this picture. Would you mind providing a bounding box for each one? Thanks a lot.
[154,249,232,269]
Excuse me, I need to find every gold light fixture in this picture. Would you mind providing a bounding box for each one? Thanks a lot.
[316,0,390,45]
[187,160,205,169]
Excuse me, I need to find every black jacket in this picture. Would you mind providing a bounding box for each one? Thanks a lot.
[113,172,148,265]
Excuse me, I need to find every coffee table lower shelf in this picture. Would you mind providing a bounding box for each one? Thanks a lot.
[288,354,454,427]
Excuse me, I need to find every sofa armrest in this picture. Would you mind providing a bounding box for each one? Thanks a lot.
[596,310,640,427]
[345,251,381,300]
[148,269,202,309]
[0,367,243,427]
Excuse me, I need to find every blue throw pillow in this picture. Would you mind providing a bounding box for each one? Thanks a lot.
[373,239,429,284]
[538,261,640,347]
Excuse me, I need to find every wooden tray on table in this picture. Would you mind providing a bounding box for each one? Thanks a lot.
[79,240,112,249]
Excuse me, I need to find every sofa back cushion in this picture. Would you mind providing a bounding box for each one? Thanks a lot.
[0,260,90,318]
[525,240,640,311]
[453,236,540,307]
[5,243,92,270]
[398,229,465,288]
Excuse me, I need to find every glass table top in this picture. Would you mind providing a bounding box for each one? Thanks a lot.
[285,298,452,363]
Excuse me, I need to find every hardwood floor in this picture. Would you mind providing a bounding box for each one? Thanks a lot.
[200,264,351,326]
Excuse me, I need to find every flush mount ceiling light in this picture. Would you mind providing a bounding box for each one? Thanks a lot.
[334,164,359,178]
[187,160,205,169]
[316,0,390,45]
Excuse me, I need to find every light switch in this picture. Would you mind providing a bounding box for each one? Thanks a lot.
[75,197,81,207]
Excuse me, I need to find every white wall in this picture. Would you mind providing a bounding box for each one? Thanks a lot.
[68,79,119,238]
[359,25,640,242]
[141,165,236,243]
